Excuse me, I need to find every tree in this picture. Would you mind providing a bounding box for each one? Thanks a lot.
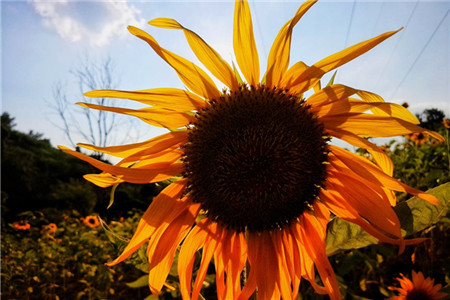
[49,56,140,159]
[416,108,446,132]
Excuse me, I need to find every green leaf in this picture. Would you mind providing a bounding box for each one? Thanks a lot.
[325,183,450,255]
[107,184,119,209]
[396,182,450,235]
[326,70,338,87]
[126,274,149,288]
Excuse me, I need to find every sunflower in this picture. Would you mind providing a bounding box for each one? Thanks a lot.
[41,223,58,237]
[443,118,450,129]
[83,216,100,228]
[12,221,30,231]
[59,1,444,299]
[406,132,429,146]
[388,271,448,300]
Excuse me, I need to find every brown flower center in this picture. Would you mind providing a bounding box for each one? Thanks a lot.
[183,85,328,232]
[406,289,434,300]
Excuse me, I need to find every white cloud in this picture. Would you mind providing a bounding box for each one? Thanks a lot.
[29,0,146,47]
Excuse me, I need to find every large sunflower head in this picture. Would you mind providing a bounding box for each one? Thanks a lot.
[60,1,444,299]
[183,84,329,232]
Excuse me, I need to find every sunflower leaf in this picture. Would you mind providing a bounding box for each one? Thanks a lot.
[397,182,450,235]
[107,184,119,209]
[126,274,149,288]
[325,182,450,255]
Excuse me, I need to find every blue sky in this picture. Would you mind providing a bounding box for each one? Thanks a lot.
[2,0,449,149]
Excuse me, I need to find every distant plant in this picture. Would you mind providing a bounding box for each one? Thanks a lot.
[1,209,150,299]
[391,110,449,196]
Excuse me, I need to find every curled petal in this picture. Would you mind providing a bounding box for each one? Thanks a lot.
[266,0,317,87]
[128,26,220,100]
[150,18,239,90]
[284,29,401,94]
[84,173,124,188]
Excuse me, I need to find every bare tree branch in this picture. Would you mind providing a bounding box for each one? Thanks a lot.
[48,55,141,159]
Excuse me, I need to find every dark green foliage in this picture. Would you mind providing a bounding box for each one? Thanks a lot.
[390,123,449,195]
[1,113,100,219]
[1,112,157,221]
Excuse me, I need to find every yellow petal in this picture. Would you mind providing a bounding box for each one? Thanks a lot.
[285,29,401,94]
[301,213,342,300]
[315,29,402,73]
[266,0,317,87]
[128,25,220,100]
[355,89,388,117]
[234,0,260,85]
[83,173,124,188]
[149,18,239,91]
[326,171,402,239]
[271,230,294,300]
[239,267,257,300]
[77,102,194,129]
[106,179,188,266]
[307,84,419,124]
[314,99,419,124]
[306,84,356,107]
[59,146,184,184]
[147,202,201,295]
[78,131,187,158]
[193,225,223,300]
[321,113,442,139]
[329,146,440,205]
[84,88,206,111]
[355,89,420,122]
[177,218,211,299]
[247,232,280,300]
[281,227,301,298]
[327,128,394,178]
[291,221,328,295]
[216,230,247,299]
[130,148,183,168]
[280,60,310,92]
[321,189,406,250]
[214,246,227,300]
[313,201,331,237]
